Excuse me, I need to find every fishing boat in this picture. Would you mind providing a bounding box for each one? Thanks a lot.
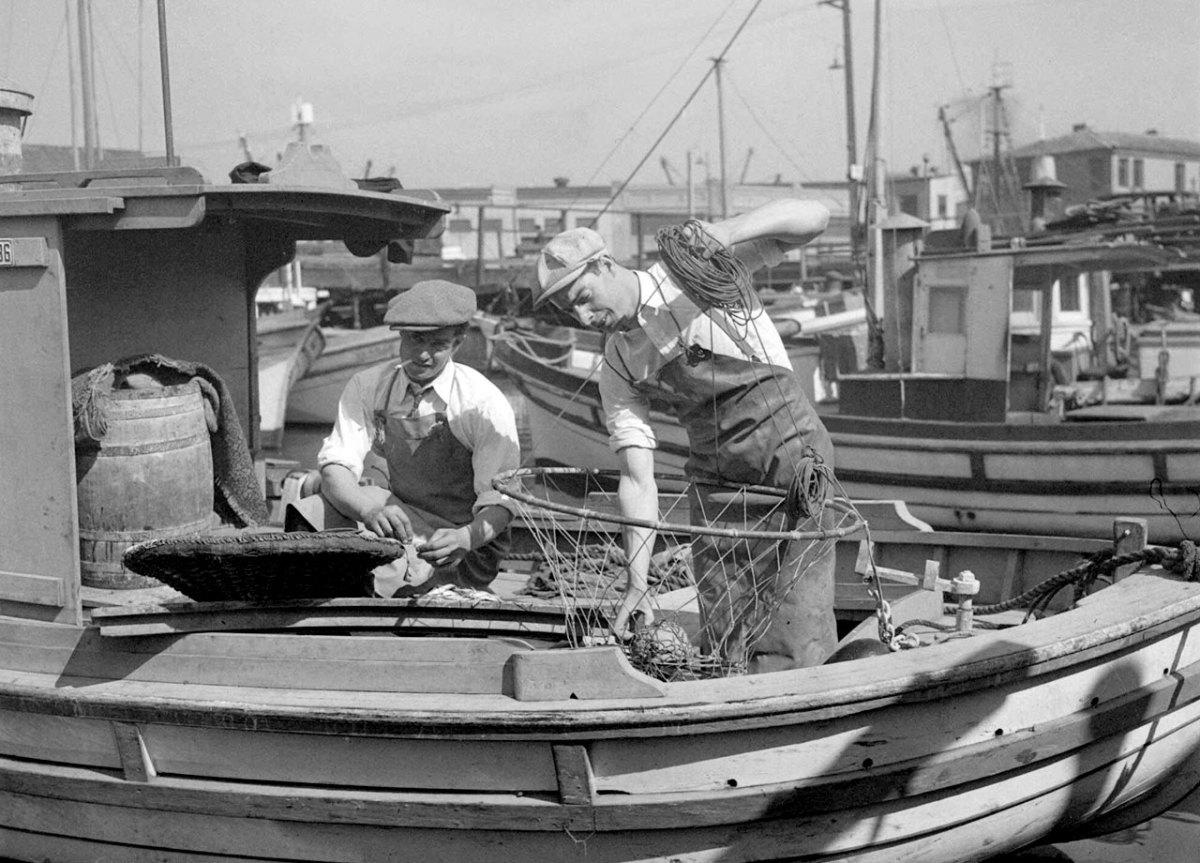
[493,201,1200,543]
[4,155,1200,862]
[257,304,327,447]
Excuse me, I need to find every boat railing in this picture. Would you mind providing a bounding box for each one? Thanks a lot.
[496,328,578,369]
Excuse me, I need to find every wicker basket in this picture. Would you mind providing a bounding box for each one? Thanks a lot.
[122,530,405,601]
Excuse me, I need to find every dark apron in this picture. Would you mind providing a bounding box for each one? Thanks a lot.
[372,368,508,589]
[651,344,837,671]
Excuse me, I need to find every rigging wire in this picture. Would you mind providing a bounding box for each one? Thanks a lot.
[934,0,969,96]
[20,7,68,142]
[592,0,766,223]
[724,71,813,183]
[562,0,743,213]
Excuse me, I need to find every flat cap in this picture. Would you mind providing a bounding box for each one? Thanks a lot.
[384,280,477,330]
[533,227,607,307]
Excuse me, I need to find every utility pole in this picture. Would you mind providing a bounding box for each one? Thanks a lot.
[711,57,729,219]
[822,0,860,269]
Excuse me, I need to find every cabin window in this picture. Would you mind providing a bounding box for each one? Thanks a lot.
[1117,158,1129,187]
[1058,276,1081,312]
[447,219,473,233]
[1133,159,1144,188]
[575,216,596,229]
[1176,163,1187,192]
[936,194,948,218]
[518,217,539,234]
[1012,288,1036,313]
[928,286,966,334]
[544,218,562,233]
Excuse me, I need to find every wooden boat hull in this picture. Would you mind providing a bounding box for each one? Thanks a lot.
[494,337,1200,543]
[3,571,1200,862]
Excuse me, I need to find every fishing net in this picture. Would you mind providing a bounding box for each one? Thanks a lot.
[495,467,866,681]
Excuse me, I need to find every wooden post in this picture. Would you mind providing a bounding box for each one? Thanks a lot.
[1112,517,1148,582]
[635,213,644,268]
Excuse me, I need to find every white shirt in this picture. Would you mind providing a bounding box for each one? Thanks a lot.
[600,238,792,453]
[318,358,521,514]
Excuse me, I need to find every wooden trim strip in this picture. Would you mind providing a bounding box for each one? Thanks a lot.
[0,571,64,608]
[552,745,596,805]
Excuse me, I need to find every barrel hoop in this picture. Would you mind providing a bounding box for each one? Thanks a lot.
[78,515,217,543]
[81,431,210,457]
[101,401,206,420]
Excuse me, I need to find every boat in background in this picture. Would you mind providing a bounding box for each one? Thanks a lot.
[495,199,1200,543]
[257,305,326,448]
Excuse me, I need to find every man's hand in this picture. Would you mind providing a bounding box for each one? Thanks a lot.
[418,526,472,568]
[360,504,414,543]
[611,586,655,641]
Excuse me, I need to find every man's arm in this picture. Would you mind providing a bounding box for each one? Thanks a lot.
[417,504,512,569]
[612,445,659,638]
[320,463,414,542]
[704,199,830,253]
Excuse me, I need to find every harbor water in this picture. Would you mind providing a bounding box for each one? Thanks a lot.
[276,369,1200,863]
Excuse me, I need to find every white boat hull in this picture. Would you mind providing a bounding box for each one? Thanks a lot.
[496,336,1200,543]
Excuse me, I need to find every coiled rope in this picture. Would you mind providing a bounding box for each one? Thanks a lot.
[656,219,758,326]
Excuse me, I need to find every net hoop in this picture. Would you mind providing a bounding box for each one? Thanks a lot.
[493,467,866,542]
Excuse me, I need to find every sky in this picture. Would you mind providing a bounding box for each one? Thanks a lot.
[2,0,1198,189]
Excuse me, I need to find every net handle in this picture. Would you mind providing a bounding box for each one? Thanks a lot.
[493,467,866,542]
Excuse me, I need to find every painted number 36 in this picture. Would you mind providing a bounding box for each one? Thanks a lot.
[0,240,12,265]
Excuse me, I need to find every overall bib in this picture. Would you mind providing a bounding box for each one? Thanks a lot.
[372,367,508,591]
[651,341,837,672]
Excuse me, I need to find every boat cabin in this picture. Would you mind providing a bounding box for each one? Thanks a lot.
[0,159,448,627]
[838,222,1184,422]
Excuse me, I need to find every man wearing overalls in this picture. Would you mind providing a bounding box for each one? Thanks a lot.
[534,200,836,672]
[317,280,520,596]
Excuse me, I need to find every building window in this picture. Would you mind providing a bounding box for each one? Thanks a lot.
[1012,288,1036,314]
[447,218,472,233]
[1133,159,1144,188]
[899,194,920,217]
[1176,163,1187,192]
[936,194,948,218]
[544,218,562,233]
[1117,158,1129,187]
[575,216,595,229]
[518,217,539,233]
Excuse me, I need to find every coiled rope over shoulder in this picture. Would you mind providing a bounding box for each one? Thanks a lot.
[656,219,757,325]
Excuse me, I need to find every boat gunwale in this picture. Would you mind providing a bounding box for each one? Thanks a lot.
[2,574,1199,737]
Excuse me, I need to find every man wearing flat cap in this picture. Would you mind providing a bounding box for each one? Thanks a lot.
[315,279,520,596]
[534,200,836,672]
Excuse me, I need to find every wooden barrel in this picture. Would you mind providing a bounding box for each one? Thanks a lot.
[75,381,215,589]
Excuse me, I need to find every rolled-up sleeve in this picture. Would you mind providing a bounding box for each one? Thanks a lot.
[316,368,376,480]
[600,361,657,453]
[459,385,522,515]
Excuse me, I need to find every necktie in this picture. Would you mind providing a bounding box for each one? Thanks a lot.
[406,384,428,418]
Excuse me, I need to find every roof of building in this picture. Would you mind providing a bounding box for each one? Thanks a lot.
[1009,127,1200,159]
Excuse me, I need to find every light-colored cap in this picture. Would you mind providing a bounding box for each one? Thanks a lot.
[533,227,607,307]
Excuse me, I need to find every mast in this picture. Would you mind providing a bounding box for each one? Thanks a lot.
[711,57,729,219]
[156,0,176,165]
[821,0,860,271]
[938,104,972,202]
[65,0,79,169]
[76,0,98,168]
[866,0,885,317]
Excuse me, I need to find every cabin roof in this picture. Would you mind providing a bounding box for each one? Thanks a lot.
[0,166,450,240]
